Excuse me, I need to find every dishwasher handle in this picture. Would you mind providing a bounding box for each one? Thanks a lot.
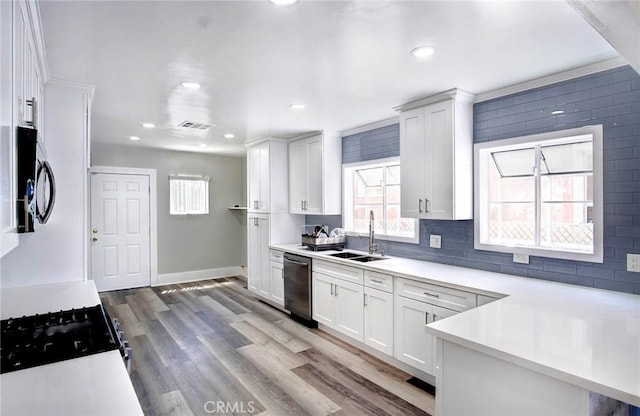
[283,257,309,267]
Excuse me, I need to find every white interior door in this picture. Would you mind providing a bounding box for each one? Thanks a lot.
[91,173,150,291]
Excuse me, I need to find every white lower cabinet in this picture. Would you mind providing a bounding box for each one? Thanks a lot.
[394,295,435,374]
[269,250,284,306]
[312,271,364,342]
[364,286,394,356]
[247,214,270,297]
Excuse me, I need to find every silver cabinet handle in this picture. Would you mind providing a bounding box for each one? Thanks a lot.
[254,200,259,209]
[425,312,430,324]
[92,237,98,242]
[330,283,334,296]
[253,218,259,226]
[425,198,430,213]
[301,200,304,211]
[371,279,383,284]
[433,314,438,321]
[335,284,338,296]
[418,198,423,213]
[424,291,440,298]
[26,97,36,127]
[364,293,368,306]
[92,228,98,234]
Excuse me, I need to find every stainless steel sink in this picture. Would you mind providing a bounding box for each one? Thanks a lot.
[329,252,364,259]
[329,252,387,262]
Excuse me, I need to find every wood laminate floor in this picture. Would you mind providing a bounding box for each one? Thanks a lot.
[100,277,435,416]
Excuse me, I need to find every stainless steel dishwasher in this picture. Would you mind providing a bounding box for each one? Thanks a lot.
[283,253,316,327]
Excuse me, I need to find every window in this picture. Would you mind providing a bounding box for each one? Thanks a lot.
[474,125,603,262]
[169,175,210,215]
[343,158,418,243]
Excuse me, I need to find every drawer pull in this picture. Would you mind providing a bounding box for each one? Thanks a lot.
[425,312,429,324]
[424,291,440,298]
[330,283,334,296]
[371,279,384,284]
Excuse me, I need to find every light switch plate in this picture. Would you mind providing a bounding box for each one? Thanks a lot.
[627,254,640,272]
[430,234,441,249]
[513,253,530,264]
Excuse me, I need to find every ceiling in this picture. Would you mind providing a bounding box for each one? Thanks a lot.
[39,0,620,157]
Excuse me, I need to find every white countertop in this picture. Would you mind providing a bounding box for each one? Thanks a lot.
[272,244,640,407]
[0,280,143,415]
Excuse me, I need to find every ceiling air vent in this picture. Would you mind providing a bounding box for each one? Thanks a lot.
[177,121,213,131]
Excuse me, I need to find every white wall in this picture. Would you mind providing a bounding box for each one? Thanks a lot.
[91,143,246,280]
[1,82,89,288]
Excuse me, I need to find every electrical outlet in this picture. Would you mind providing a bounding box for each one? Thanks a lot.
[627,254,640,272]
[513,253,530,264]
[430,234,441,249]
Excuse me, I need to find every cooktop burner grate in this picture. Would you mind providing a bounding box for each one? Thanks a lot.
[0,304,120,374]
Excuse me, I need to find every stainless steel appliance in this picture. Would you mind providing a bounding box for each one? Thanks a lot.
[283,253,316,327]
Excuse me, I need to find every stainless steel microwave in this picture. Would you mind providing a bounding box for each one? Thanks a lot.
[16,126,55,233]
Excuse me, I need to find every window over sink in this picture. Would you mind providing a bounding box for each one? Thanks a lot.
[474,125,603,262]
[343,158,418,243]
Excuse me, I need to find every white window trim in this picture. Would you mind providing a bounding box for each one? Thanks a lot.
[169,174,210,216]
[474,125,603,263]
[342,157,419,244]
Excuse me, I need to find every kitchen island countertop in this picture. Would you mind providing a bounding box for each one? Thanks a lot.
[0,281,143,415]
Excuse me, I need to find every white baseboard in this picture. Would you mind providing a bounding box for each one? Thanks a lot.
[155,266,245,286]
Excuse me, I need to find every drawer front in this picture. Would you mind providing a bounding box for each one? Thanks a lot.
[396,278,476,312]
[364,270,393,293]
[270,250,284,263]
[313,259,363,285]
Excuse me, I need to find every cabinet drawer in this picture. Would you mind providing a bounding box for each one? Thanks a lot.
[364,270,393,293]
[396,278,476,312]
[313,259,363,285]
[270,250,284,263]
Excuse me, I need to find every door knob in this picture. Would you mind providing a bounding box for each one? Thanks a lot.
[92,228,98,234]
[92,237,98,242]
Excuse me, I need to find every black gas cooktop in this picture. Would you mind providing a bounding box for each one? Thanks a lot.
[0,305,121,374]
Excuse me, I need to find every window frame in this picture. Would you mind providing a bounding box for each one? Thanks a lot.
[474,125,603,263]
[342,157,419,244]
[169,175,210,216]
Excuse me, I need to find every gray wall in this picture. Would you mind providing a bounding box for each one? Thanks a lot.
[92,143,246,275]
[336,65,640,295]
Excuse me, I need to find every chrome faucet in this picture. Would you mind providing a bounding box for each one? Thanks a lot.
[368,210,378,255]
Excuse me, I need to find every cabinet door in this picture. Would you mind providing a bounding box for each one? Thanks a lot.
[269,260,284,306]
[400,107,426,218]
[394,296,434,374]
[289,140,307,214]
[246,215,260,293]
[364,287,394,356]
[258,216,270,297]
[247,145,261,212]
[424,100,454,219]
[304,135,323,214]
[312,273,335,326]
[334,278,364,342]
[258,142,270,212]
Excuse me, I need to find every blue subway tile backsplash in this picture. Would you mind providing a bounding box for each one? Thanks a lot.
[312,65,640,295]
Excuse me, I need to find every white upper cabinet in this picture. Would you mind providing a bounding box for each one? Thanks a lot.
[397,89,474,220]
[246,138,288,214]
[288,132,341,215]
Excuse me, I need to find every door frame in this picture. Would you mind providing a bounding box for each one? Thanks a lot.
[89,165,158,287]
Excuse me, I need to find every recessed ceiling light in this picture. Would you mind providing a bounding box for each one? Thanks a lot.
[268,0,299,5]
[551,110,565,115]
[141,122,155,128]
[199,143,208,148]
[410,46,436,59]
[289,103,305,110]
[180,81,201,89]
[129,136,141,141]
[224,133,235,139]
